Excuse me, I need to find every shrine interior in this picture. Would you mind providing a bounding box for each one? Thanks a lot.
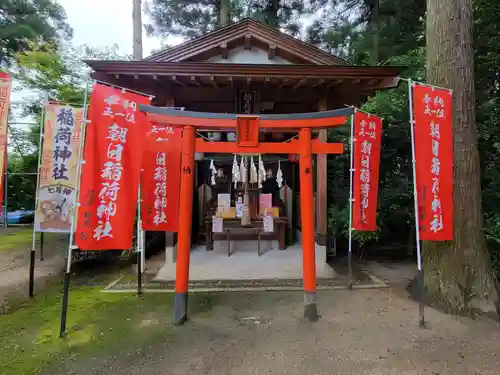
[85,18,402,264]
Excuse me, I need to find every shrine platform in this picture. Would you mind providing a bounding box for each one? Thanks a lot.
[153,243,335,282]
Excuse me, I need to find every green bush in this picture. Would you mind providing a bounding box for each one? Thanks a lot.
[327,205,380,248]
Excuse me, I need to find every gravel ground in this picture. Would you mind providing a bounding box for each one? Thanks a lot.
[54,288,500,375]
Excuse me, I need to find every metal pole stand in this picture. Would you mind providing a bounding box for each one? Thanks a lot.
[408,79,426,329]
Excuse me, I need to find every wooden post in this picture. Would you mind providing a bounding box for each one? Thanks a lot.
[174,125,196,325]
[299,128,318,321]
[316,98,328,250]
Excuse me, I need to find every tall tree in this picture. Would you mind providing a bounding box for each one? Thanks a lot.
[0,0,72,65]
[145,0,317,40]
[370,0,379,63]
[133,0,144,60]
[220,0,231,26]
[425,0,496,313]
[248,0,306,33]
[145,0,230,39]
[307,0,425,64]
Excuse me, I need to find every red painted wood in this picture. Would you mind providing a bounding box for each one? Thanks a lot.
[194,138,344,154]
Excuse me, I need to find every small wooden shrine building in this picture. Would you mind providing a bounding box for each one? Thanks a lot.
[85,18,401,265]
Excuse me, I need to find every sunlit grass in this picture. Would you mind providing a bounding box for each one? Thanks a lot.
[0,228,38,252]
[0,279,216,375]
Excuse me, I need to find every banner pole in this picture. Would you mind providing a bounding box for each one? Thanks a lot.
[348,111,355,289]
[408,79,425,328]
[141,219,145,275]
[136,181,143,295]
[60,81,90,338]
[29,104,46,297]
[139,172,145,275]
[3,151,8,228]
[40,232,44,261]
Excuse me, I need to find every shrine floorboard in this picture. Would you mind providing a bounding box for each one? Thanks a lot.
[153,243,335,282]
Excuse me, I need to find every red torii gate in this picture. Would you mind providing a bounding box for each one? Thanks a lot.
[139,106,353,323]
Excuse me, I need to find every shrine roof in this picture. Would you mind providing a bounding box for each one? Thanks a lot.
[85,60,402,76]
[85,60,403,90]
[143,18,348,65]
[84,19,404,93]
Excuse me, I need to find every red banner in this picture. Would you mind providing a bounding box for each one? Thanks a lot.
[412,83,453,241]
[352,110,382,231]
[75,84,151,250]
[141,124,181,232]
[0,72,12,211]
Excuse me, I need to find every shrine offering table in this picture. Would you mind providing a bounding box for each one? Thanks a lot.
[227,227,261,257]
[205,217,288,251]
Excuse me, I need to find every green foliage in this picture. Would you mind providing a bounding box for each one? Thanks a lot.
[15,43,85,115]
[5,153,37,210]
[473,0,500,280]
[4,42,129,211]
[306,0,425,64]
[327,48,424,248]
[484,215,500,281]
[327,205,380,247]
[0,0,72,65]
[15,43,129,115]
[145,0,325,39]
[238,0,314,35]
[145,0,222,39]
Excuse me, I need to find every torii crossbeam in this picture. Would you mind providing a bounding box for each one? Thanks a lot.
[139,105,353,324]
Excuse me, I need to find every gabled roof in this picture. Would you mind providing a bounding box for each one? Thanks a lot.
[145,18,350,65]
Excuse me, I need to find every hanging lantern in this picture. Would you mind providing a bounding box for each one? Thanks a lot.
[227,132,236,142]
[288,154,298,163]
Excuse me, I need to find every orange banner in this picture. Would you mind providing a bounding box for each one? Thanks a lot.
[352,110,383,231]
[34,104,84,232]
[412,83,453,241]
[0,72,12,210]
[75,84,151,250]
[141,124,181,232]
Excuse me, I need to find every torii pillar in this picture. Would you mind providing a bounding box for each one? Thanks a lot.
[299,128,318,320]
[174,125,196,324]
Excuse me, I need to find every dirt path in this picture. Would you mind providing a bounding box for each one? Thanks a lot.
[53,288,500,375]
[0,228,66,309]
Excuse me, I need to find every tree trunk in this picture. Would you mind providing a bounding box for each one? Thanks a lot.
[370,0,380,64]
[425,0,496,313]
[132,0,143,60]
[264,0,279,28]
[219,0,231,27]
